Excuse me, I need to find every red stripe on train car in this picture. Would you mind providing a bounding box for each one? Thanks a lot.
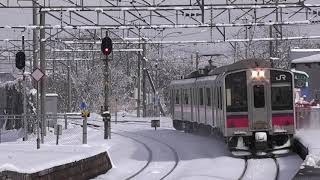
[272,114,294,126]
[227,115,249,128]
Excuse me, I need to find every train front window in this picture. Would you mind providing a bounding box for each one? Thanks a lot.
[270,70,293,110]
[272,83,293,110]
[225,71,248,112]
[254,85,265,108]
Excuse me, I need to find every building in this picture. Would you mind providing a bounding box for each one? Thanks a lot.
[290,50,320,101]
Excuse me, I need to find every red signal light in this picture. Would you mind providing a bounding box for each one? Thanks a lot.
[101,36,113,56]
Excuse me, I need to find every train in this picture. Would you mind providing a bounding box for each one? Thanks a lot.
[169,59,295,156]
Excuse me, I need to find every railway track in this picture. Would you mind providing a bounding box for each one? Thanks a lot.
[117,129,180,180]
[112,131,153,180]
[239,156,279,180]
[82,122,179,180]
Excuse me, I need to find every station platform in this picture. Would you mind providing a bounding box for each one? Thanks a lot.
[293,129,320,179]
[0,143,112,179]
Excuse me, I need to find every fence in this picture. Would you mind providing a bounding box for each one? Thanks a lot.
[0,113,88,148]
[295,107,320,129]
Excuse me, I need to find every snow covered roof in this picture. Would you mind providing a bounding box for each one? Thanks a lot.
[46,93,59,97]
[291,49,320,53]
[291,54,320,64]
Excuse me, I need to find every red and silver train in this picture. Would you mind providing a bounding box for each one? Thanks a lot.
[169,59,295,156]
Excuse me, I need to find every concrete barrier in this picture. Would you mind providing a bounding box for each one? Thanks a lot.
[0,151,112,180]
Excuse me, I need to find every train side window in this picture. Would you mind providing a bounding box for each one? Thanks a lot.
[253,85,265,108]
[175,90,180,104]
[199,88,204,105]
[206,88,211,106]
[184,89,189,105]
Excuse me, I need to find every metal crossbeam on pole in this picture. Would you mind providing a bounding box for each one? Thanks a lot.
[0,20,314,30]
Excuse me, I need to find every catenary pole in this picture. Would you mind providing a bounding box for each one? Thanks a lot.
[142,43,146,117]
[22,35,28,141]
[40,11,46,143]
[104,31,110,139]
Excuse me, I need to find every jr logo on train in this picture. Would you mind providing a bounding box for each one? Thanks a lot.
[169,59,295,156]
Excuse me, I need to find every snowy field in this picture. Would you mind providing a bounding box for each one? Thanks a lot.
[0,112,304,179]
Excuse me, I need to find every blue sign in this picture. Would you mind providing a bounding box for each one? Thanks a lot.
[80,102,87,110]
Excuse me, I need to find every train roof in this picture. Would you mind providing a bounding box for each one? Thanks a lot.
[208,59,272,75]
[170,78,196,87]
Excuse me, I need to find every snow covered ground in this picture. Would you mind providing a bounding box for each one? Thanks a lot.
[0,112,303,179]
[295,129,320,168]
[0,119,110,174]
[295,106,320,169]
[91,113,302,180]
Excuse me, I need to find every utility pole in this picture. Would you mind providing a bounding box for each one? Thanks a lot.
[101,32,113,139]
[40,11,46,143]
[155,62,159,117]
[22,35,28,141]
[269,22,273,58]
[142,43,147,117]
[137,29,141,117]
[32,0,38,88]
[67,61,71,112]
[104,52,109,112]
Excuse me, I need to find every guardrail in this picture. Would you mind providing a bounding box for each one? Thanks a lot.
[0,113,85,148]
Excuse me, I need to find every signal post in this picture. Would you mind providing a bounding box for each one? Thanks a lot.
[101,32,113,139]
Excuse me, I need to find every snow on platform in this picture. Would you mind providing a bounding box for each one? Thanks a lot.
[0,119,111,175]
[0,143,106,173]
[295,129,320,168]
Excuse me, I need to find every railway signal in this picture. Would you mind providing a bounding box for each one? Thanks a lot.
[101,36,113,56]
[101,32,112,140]
[15,51,26,70]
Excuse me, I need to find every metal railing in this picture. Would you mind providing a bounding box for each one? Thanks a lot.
[0,113,88,148]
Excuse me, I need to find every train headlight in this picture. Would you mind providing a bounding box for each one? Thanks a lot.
[251,70,265,79]
[252,70,258,78]
[259,70,265,78]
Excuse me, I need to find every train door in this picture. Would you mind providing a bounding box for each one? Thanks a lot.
[248,81,271,131]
